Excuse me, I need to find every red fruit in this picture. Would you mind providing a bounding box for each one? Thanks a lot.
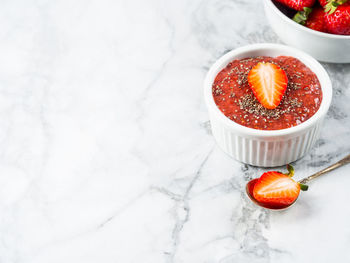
[325,2,350,34]
[253,171,300,206]
[247,62,288,110]
[325,0,349,13]
[306,7,327,32]
[319,0,328,6]
[275,0,316,10]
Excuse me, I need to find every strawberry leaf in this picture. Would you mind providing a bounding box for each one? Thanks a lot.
[299,183,309,191]
[325,0,348,14]
[293,7,313,25]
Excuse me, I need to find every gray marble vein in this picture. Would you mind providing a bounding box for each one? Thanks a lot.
[0,0,349,262]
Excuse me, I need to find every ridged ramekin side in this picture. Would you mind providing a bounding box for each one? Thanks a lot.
[210,114,323,167]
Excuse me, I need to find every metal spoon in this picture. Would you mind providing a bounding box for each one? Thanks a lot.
[246,154,350,210]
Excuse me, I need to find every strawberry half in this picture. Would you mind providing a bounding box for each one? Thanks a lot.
[247,62,288,110]
[253,171,300,207]
[275,0,316,11]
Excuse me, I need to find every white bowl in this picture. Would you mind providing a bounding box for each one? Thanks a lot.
[264,0,350,63]
[204,43,332,167]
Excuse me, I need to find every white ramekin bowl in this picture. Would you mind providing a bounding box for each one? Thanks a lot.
[264,0,350,63]
[204,43,332,167]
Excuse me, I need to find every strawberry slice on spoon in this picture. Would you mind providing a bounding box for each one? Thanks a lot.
[247,62,288,110]
[246,154,350,210]
[252,165,308,209]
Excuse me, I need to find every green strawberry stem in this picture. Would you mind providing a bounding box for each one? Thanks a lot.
[299,183,309,191]
[285,165,308,190]
[286,164,295,177]
[293,7,313,25]
[325,0,348,14]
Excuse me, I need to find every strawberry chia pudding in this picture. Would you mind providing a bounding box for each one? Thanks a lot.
[212,56,323,130]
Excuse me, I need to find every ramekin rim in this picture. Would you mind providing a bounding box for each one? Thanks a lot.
[204,43,332,137]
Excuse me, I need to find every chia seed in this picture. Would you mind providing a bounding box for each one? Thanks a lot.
[211,56,322,130]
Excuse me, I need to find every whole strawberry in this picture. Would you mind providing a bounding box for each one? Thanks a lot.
[319,0,328,6]
[293,6,327,32]
[325,2,350,34]
[275,0,316,10]
[306,6,327,32]
[324,0,349,12]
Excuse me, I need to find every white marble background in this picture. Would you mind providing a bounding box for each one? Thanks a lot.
[0,0,349,262]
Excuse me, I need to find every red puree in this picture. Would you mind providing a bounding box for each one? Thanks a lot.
[212,56,322,130]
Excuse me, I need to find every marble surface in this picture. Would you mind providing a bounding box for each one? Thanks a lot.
[0,0,350,262]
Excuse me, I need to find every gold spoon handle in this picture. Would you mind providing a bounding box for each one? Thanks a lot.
[299,154,350,185]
